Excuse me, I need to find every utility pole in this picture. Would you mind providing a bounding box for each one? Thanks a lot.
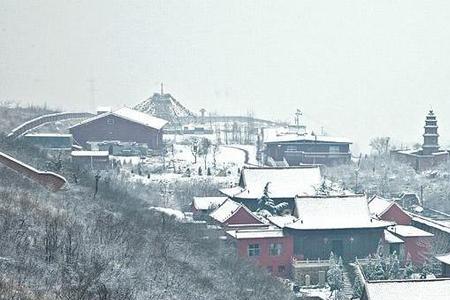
[295,109,302,131]
[200,108,206,124]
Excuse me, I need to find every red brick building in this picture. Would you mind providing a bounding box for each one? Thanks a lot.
[209,198,266,228]
[70,107,168,149]
[226,227,294,277]
[369,196,412,226]
[369,196,434,264]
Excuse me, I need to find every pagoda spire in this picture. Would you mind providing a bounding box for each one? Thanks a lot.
[422,110,440,155]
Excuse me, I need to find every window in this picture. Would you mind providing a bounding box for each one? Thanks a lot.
[278,265,286,274]
[248,244,260,257]
[106,118,115,125]
[269,243,283,256]
[286,145,297,152]
[329,145,340,153]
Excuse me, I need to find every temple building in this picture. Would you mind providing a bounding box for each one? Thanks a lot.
[391,110,448,171]
[262,127,352,167]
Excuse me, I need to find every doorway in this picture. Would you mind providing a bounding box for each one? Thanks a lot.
[331,240,344,259]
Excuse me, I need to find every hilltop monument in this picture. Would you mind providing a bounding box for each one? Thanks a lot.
[134,83,196,127]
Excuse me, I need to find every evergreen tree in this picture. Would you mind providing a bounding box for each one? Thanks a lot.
[403,253,414,279]
[351,277,363,299]
[387,251,400,279]
[256,182,288,217]
[373,261,386,280]
[420,258,433,279]
[327,252,344,298]
[365,254,376,280]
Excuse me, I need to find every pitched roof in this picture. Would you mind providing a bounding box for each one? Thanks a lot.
[287,195,393,230]
[220,166,322,199]
[192,196,228,210]
[226,227,285,239]
[387,225,434,238]
[71,107,168,130]
[209,199,263,224]
[410,214,450,234]
[384,230,404,244]
[364,278,450,300]
[435,253,450,265]
[268,215,298,228]
[368,196,395,216]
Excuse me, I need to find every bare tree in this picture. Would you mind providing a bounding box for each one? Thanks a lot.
[370,137,391,156]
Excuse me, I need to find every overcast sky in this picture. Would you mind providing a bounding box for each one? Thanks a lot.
[2,1,450,152]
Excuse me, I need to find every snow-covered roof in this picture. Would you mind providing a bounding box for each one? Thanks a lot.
[149,207,185,220]
[210,199,241,223]
[368,196,394,216]
[209,199,263,225]
[387,225,434,238]
[220,166,322,199]
[268,215,298,228]
[192,196,228,210]
[25,133,72,138]
[263,128,351,144]
[71,151,109,157]
[71,107,168,130]
[287,195,393,230]
[411,214,450,234]
[226,227,285,239]
[435,253,450,265]
[384,230,404,244]
[364,278,450,300]
[96,106,112,113]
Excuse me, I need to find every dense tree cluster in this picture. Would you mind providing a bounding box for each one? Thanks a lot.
[325,154,450,213]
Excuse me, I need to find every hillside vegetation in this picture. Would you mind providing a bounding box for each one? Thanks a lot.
[0,105,293,299]
[0,102,54,133]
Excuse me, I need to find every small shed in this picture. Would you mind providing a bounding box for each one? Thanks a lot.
[71,151,110,170]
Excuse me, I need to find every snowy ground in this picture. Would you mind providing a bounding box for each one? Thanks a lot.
[112,143,254,185]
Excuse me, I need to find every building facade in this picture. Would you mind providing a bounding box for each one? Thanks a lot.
[226,228,294,277]
[70,107,167,150]
[262,128,352,166]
